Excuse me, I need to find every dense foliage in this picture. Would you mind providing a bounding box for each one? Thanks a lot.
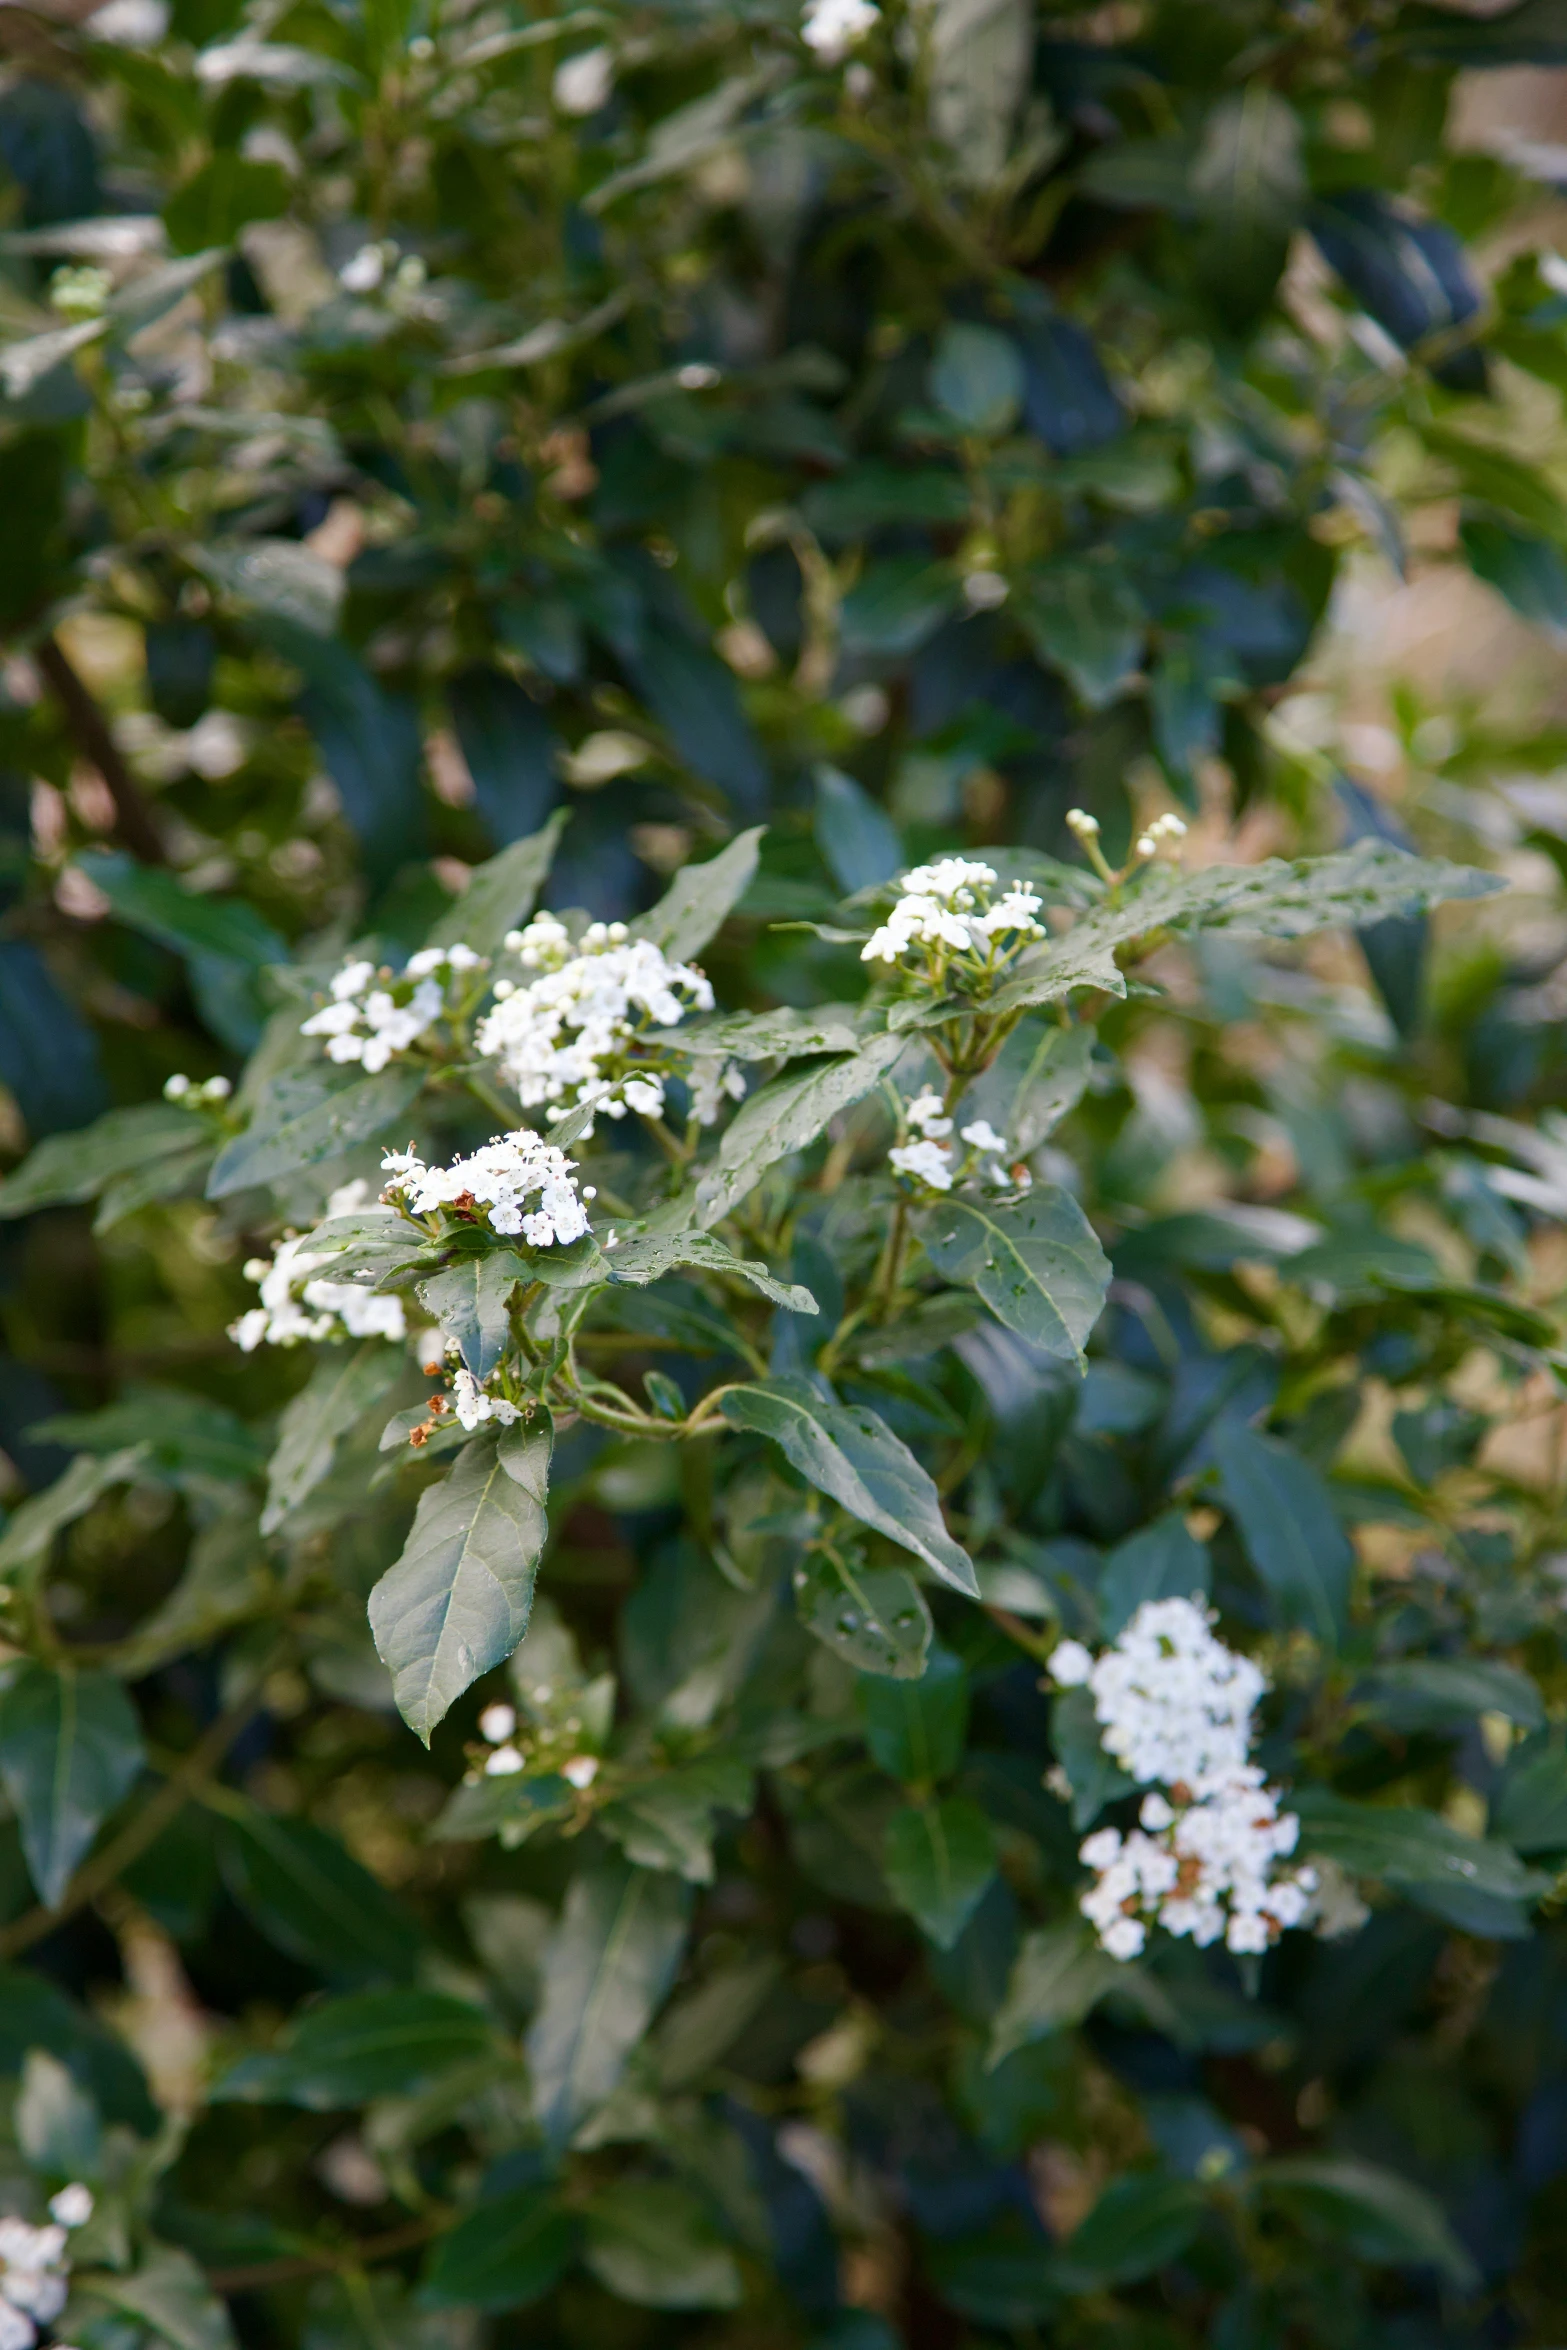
[5,0,1567,2345]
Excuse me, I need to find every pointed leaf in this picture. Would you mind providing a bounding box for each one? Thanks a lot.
[1212,1422,1353,1646]
[417,1254,525,1379]
[262,1342,404,1535]
[421,2185,574,2311]
[207,1063,424,1198]
[721,1374,977,1594]
[526,1858,690,2146]
[0,1103,200,1219]
[884,1798,997,1948]
[423,809,570,957]
[217,1804,420,1983]
[0,1663,144,1906]
[696,1033,906,1225]
[631,826,765,963]
[793,1556,932,1679]
[606,1226,817,1313]
[369,1419,552,1742]
[919,1190,1110,1366]
[213,1988,491,2107]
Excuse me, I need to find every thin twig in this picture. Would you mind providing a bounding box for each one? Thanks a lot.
[36,633,166,865]
[206,2217,442,2295]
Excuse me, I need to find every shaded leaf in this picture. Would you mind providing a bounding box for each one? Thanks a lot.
[919,1189,1111,1366]
[884,1797,997,1948]
[1213,1422,1354,1646]
[526,1857,689,2146]
[0,1662,144,1906]
[262,1342,404,1535]
[213,1989,490,2107]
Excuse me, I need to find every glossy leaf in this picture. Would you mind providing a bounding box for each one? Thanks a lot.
[214,1989,491,2107]
[721,1375,977,1594]
[919,1189,1110,1366]
[883,1798,997,1948]
[369,1419,552,1742]
[0,1663,144,1906]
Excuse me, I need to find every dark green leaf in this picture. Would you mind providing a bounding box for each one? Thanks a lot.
[0,1662,144,1905]
[526,1858,689,2146]
[1098,1515,1210,1639]
[417,1255,524,1380]
[695,1034,906,1224]
[423,810,570,957]
[217,1805,420,1983]
[1064,2174,1206,2285]
[1247,2156,1478,2286]
[369,1419,552,1742]
[883,1797,997,1948]
[792,1554,933,1678]
[858,1642,968,1782]
[262,1342,404,1535]
[1213,1422,1354,1645]
[213,1989,490,2108]
[581,2180,742,2310]
[813,765,902,895]
[421,2184,574,2311]
[632,825,765,961]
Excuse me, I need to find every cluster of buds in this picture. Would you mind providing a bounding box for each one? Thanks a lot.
[163,1073,232,1106]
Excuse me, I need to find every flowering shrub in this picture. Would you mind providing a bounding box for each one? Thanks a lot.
[3,0,1567,2342]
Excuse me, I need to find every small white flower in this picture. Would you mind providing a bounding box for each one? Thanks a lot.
[47,2188,92,2232]
[451,1369,524,1432]
[1048,1639,1094,1687]
[229,1217,407,1353]
[339,243,387,293]
[478,1703,516,1744]
[383,1129,591,1249]
[302,949,480,1072]
[960,1119,1008,1155]
[905,1087,953,1139]
[553,43,613,113]
[163,1073,191,1101]
[889,1138,954,1192]
[1065,808,1099,841]
[562,1755,600,1789]
[801,0,878,60]
[484,1745,525,1777]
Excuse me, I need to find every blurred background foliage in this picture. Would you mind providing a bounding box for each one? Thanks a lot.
[5,0,1567,2345]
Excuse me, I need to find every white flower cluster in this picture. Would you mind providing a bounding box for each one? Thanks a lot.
[888,1087,1023,1194]
[476,1700,599,1787]
[302,946,483,1072]
[0,2183,93,2350]
[1050,1597,1317,1960]
[231,1181,407,1352]
[451,1367,522,1433]
[1136,811,1188,861]
[802,0,877,58]
[476,915,719,1130]
[862,859,1044,972]
[381,1128,591,1248]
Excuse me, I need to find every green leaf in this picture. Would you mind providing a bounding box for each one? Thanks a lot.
[793,1555,932,1678]
[989,842,1501,1014]
[423,809,570,957]
[0,1447,148,1583]
[417,1254,525,1379]
[207,1063,424,1198]
[884,1797,997,1948]
[839,559,960,657]
[0,1662,144,1906]
[599,1756,753,1883]
[1460,510,1567,634]
[0,1103,201,1219]
[1247,2156,1478,2287]
[368,1419,552,1743]
[606,1226,817,1313]
[526,1857,690,2147]
[33,1385,267,1487]
[631,826,765,962]
[81,2247,238,2350]
[1098,1514,1210,1639]
[919,1189,1111,1367]
[216,1804,421,1983]
[1495,1741,1567,1855]
[1356,1657,1545,1736]
[695,1032,906,1223]
[582,2181,742,2310]
[1064,2174,1206,2285]
[963,1020,1096,1156]
[1016,565,1144,708]
[721,1375,977,1594]
[859,1642,968,1781]
[930,321,1025,435]
[74,849,287,968]
[213,1989,491,2107]
[420,2184,575,2311]
[1212,1422,1354,1646]
[648,1004,865,1060]
[1293,1788,1546,1937]
[261,1342,405,1535]
[989,1923,1130,2066]
[813,766,904,894]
